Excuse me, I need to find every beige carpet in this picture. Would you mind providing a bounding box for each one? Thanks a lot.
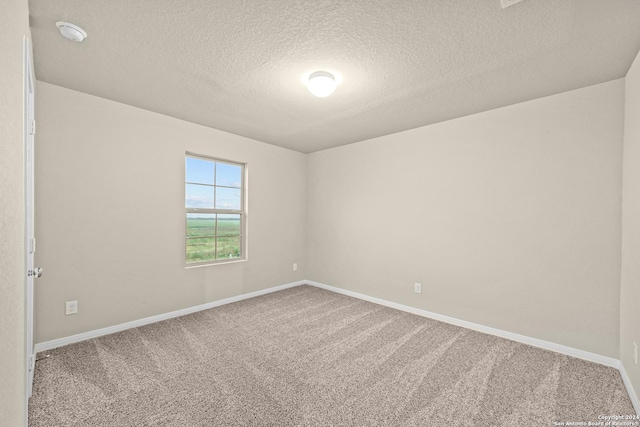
[29,285,635,426]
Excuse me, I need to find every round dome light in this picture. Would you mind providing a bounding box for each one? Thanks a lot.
[56,22,87,42]
[307,71,336,98]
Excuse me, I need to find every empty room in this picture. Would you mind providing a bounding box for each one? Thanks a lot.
[3,0,640,425]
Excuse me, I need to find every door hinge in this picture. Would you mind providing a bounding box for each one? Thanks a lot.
[30,120,36,135]
[28,355,34,372]
[30,238,36,254]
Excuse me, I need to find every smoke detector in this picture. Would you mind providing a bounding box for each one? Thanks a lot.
[56,22,87,42]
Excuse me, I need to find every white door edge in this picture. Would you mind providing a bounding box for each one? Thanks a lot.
[24,34,36,421]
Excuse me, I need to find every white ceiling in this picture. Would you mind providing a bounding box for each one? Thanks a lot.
[29,0,640,153]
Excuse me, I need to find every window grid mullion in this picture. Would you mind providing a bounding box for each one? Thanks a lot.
[213,162,217,211]
[187,209,243,215]
[214,213,218,260]
[185,181,215,186]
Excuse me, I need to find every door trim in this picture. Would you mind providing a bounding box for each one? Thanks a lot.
[24,34,36,423]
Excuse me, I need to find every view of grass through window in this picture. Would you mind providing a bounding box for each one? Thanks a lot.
[185,155,244,264]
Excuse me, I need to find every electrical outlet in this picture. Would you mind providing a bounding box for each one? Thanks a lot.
[293,263,298,271]
[414,283,422,294]
[501,0,524,9]
[634,342,638,365]
[65,300,78,316]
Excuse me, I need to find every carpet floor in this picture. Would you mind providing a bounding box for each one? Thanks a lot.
[29,285,635,426]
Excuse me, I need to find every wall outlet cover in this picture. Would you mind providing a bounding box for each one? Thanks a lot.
[65,300,78,316]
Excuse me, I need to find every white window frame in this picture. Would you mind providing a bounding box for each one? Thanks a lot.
[185,152,247,267]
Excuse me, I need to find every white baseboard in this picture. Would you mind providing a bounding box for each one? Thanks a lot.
[617,361,640,416]
[306,280,619,366]
[305,280,640,415]
[34,280,305,353]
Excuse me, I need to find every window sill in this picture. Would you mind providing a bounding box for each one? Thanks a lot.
[184,258,247,269]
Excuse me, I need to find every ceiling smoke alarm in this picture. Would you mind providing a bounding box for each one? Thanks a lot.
[56,21,87,42]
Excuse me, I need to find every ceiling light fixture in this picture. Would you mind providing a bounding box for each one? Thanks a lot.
[307,71,337,98]
[56,21,87,42]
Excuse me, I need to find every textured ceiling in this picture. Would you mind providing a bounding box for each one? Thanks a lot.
[29,0,640,153]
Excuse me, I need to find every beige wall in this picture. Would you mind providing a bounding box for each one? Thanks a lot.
[621,49,640,401]
[0,0,29,424]
[308,79,624,358]
[35,82,307,343]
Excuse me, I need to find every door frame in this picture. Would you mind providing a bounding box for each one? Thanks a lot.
[24,34,36,409]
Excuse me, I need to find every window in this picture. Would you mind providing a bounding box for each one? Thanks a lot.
[185,153,245,265]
